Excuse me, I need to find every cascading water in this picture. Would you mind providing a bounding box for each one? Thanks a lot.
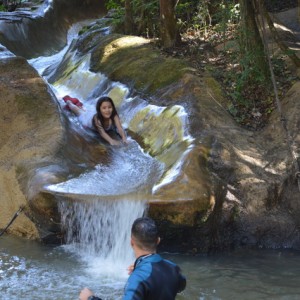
[19,14,191,297]
[46,141,163,196]
[58,198,146,276]
[27,19,166,275]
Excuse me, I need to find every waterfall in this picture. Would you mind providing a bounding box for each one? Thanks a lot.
[27,21,166,277]
[26,17,187,278]
[58,198,147,278]
[0,5,199,300]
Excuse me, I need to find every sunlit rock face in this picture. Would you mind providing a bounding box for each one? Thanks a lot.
[0,54,64,240]
[148,71,300,252]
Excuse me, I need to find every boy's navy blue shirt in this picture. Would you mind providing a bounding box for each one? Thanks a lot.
[123,253,186,300]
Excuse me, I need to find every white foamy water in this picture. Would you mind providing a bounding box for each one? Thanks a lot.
[28,19,100,74]
[58,198,147,278]
[46,140,164,196]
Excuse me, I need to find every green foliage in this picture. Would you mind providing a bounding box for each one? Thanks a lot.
[104,0,240,38]
[104,0,159,37]
[214,2,240,44]
[176,0,239,37]
[105,0,125,29]
[219,44,275,128]
[193,1,211,31]
[238,51,266,92]
[271,54,286,76]
[177,0,199,24]
[0,4,6,11]
[105,0,124,10]
[132,0,159,37]
[214,2,240,25]
[176,0,211,33]
[103,0,277,129]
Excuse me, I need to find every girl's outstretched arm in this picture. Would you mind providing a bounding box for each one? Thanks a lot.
[114,115,128,144]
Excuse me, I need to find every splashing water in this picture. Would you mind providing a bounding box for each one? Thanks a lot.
[58,197,147,278]
[46,140,164,196]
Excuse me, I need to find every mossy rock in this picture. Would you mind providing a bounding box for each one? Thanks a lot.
[89,34,190,94]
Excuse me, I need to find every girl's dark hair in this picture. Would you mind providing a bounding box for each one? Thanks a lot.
[95,96,118,126]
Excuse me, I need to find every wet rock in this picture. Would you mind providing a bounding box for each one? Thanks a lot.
[85,30,300,252]
[0,54,64,239]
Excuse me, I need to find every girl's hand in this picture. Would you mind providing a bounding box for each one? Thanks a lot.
[110,139,121,146]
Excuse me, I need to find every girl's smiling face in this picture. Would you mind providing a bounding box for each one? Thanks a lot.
[100,101,113,119]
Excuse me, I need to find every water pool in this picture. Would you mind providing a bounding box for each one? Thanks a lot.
[1,235,300,300]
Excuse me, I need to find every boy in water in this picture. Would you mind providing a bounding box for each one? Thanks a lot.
[79,217,186,300]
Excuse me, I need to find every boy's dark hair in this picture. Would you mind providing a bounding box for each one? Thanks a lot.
[131,217,159,251]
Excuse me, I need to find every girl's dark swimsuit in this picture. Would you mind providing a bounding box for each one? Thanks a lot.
[93,115,121,138]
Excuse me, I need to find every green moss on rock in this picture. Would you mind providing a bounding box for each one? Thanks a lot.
[89,34,189,94]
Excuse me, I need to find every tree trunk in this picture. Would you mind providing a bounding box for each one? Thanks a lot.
[124,0,134,34]
[159,0,180,48]
[239,0,270,79]
[137,0,146,36]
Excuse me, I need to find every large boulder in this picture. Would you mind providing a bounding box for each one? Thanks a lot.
[0,55,64,240]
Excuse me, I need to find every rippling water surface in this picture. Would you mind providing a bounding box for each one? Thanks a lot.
[1,235,300,300]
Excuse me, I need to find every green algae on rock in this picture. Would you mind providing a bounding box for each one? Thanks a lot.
[89,34,189,94]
